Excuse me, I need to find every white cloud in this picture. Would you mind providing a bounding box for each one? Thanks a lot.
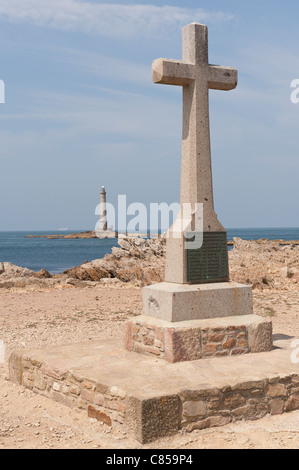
[0,86,181,142]
[0,0,234,38]
[55,47,151,85]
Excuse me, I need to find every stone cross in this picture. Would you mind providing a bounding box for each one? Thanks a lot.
[152,23,238,284]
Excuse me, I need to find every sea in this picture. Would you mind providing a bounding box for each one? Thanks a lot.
[0,228,299,275]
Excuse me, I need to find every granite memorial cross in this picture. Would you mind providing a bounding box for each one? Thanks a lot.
[152,23,237,284]
[119,22,270,361]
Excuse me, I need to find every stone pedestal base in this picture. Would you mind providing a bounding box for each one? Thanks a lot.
[125,315,273,363]
[142,281,253,322]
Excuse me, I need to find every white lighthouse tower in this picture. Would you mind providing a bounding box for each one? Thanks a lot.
[99,186,108,232]
[96,186,117,239]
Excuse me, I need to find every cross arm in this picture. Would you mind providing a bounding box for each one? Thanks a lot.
[152,58,195,86]
[207,65,238,91]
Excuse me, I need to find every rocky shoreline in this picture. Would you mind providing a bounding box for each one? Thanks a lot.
[24,231,150,239]
[1,237,299,291]
[25,231,299,245]
[25,230,115,239]
[25,231,98,239]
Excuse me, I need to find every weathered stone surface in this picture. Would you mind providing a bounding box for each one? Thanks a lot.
[126,395,181,444]
[224,393,246,409]
[248,320,273,353]
[41,364,68,381]
[209,333,225,343]
[164,327,202,363]
[203,344,218,356]
[9,351,24,384]
[231,348,247,356]
[285,395,299,412]
[270,399,285,415]
[87,406,112,426]
[186,414,232,432]
[50,390,76,408]
[223,338,236,350]
[110,386,127,400]
[231,404,259,420]
[182,400,207,420]
[232,380,266,392]
[268,383,288,398]
[34,369,47,391]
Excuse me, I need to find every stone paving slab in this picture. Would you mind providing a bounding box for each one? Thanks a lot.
[9,335,299,443]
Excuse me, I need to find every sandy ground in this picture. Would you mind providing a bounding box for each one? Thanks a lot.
[0,283,299,450]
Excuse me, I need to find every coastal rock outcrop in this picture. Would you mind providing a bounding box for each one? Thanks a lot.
[1,237,299,291]
[64,236,299,290]
[228,238,299,290]
[0,262,35,278]
[0,263,53,289]
[64,236,166,285]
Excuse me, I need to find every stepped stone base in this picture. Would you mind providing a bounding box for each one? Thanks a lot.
[125,315,273,363]
[9,337,299,443]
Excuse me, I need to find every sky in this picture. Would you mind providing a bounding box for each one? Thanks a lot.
[0,0,299,231]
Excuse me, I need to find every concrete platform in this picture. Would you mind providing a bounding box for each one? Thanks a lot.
[9,335,299,443]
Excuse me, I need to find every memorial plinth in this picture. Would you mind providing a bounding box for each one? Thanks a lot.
[142,282,253,322]
[125,285,273,362]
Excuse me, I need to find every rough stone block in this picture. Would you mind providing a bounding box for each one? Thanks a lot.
[248,321,273,353]
[88,406,112,426]
[183,400,207,421]
[164,327,202,363]
[268,383,288,398]
[285,395,299,412]
[270,399,285,416]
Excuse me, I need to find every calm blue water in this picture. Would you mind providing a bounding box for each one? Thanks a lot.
[0,228,298,275]
[226,227,299,242]
[0,231,119,274]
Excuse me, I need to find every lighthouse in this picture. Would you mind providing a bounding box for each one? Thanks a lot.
[99,186,108,232]
[96,186,117,238]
